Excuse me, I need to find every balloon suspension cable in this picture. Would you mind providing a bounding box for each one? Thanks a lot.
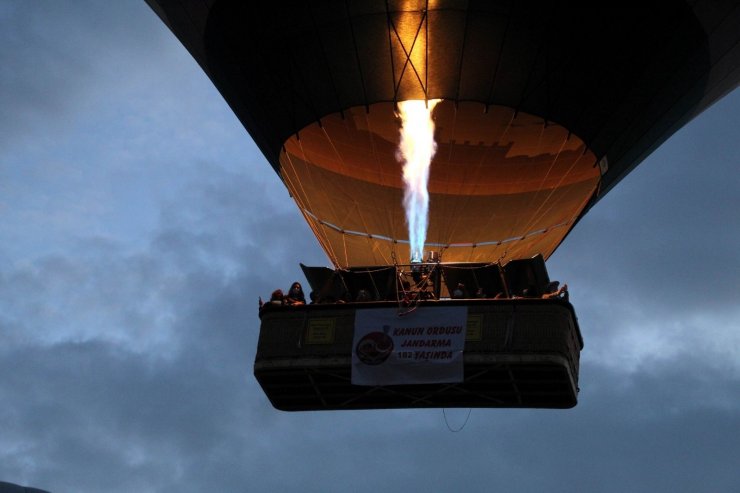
[496,250,508,265]
[438,245,448,261]
[332,267,352,301]
[443,408,472,432]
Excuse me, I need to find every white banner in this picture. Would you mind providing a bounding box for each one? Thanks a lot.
[351,306,468,386]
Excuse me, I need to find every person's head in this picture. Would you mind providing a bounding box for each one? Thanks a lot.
[356,289,371,302]
[290,282,303,293]
[522,284,538,297]
[270,289,284,301]
[545,281,560,293]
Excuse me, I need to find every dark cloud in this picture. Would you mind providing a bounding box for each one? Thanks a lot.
[0,1,171,149]
[547,92,740,375]
[2,156,739,492]
[552,91,740,313]
[5,332,739,493]
[0,158,318,491]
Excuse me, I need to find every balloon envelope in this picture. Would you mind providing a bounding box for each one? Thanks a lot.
[146,0,740,267]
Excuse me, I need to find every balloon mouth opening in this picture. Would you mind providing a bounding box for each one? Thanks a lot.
[278,101,601,267]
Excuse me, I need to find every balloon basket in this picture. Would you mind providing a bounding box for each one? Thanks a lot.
[254,298,582,411]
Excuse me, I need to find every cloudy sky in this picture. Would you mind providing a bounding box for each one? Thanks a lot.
[1,2,739,492]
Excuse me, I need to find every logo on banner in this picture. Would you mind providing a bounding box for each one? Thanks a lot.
[351,307,468,386]
[355,325,394,365]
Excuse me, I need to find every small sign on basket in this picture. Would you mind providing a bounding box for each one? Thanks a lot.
[305,318,336,344]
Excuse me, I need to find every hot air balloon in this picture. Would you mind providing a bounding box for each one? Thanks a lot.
[146,1,740,410]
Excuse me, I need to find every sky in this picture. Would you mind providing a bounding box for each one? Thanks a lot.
[1,2,739,492]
